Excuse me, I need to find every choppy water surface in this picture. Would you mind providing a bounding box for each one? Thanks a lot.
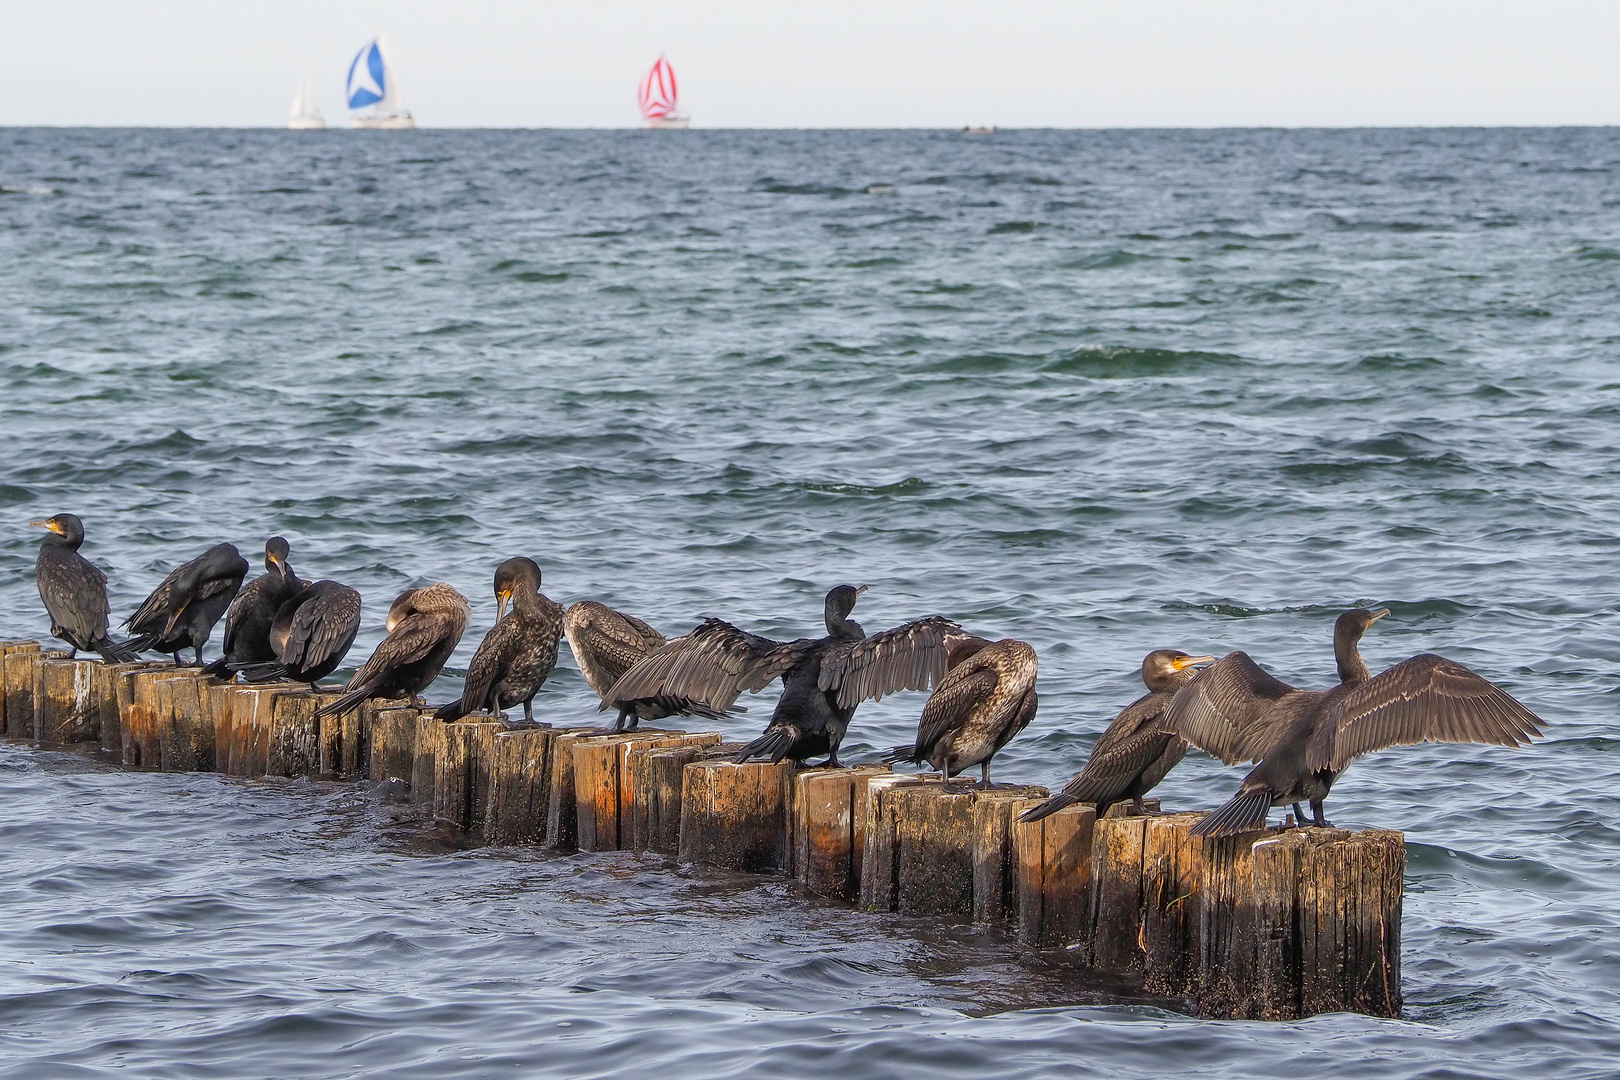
[2,128,1619,1077]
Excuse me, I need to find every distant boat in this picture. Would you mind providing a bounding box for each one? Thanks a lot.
[639,54,689,129]
[961,125,996,136]
[288,72,325,130]
[347,36,414,130]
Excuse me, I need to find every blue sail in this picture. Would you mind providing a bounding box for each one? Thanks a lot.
[346,41,386,109]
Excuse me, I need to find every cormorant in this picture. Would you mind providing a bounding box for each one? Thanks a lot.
[236,579,362,686]
[315,582,470,718]
[1019,649,1213,823]
[884,636,1039,790]
[565,599,741,732]
[434,557,563,725]
[124,542,250,666]
[201,537,305,677]
[29,514,139,662]
[1163,608,1547,837]
[605,584,969,767]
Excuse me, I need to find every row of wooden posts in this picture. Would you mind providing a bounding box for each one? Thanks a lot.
[0,639,1405,1021]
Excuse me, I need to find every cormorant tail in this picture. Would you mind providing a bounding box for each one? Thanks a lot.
[1018,792,1080,824]
[199,656,230,678]
[880,744,921,766]
[314,681,376,720]
[736,728,795,765]
[117,633,157,657]
[93,636,142,664]
[1191,789,1273,838]
[434,700,467,723]
[233,662,288,684]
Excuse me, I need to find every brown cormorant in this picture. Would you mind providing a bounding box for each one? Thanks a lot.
[201,537,305,677]
[315,582,470,718]
[434,558,563,725]
[237,579,362,686]
[1163,608,1547,836]
[884,636,1039,790]
[565,599,741,732]
[605,585,969,767]
[1019,649,1213,822]
[29,514,139,662]
[124,542,250,666]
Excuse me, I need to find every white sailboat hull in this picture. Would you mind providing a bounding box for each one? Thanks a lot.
[353,113,415,130]
[288,116,326,130]
[642,114,690,130]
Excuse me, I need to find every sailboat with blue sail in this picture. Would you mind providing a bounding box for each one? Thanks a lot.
[347,35,414,129]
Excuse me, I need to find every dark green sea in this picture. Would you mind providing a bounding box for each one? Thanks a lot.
[1,128,1617,1078]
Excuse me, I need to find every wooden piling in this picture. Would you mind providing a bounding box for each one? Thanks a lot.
[634,743,722,854]
[433,720,502,832]
[1089,814,1150,972]
[573,731,718,852]
[971,787,1051,923]
[263,691,333,778]
[1193,825,1279,1016]
[1293,828,1404,1019]
[319,700,367,778]
[33,656,99,746]
[2,645,47,739]
[121,668,187,768]
[411,712,444,803]
[1013,801,1097,950]
[1139,812,1207,996]
[153,672,216,772]
[94,661,163,758]
[791,765,890,902]
[215,685,285,776]
[482,726,559,845]
[368,705,421,784]
[677,758,796,873]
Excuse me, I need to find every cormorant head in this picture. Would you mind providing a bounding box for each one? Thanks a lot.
[492,557,542,621]
[264,536,291,578]
[1141,649,1215,691]
[824,583,868,624]
[946,635,994,670]
[29,513,85,548]
[1335,606,1389,644]
[385,588,420,633]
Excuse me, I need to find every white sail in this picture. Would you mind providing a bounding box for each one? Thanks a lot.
[288,72,325,130]
[349,34,414,129]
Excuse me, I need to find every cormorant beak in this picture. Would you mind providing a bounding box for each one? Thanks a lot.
[161,601,190,639]
[1369,608,1391,622]
[854,585,870,596]
[1174,655,1216,671]
[497,590,511,621]
[28,519,60,534]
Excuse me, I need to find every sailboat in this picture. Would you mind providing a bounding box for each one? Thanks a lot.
[638,55,689,129]
[288,72,325,130]
[347,36,414,130]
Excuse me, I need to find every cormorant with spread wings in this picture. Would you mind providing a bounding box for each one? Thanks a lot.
[884,636,1039,790]
[604,584,969,767]
[1163,607,1546,837]
[1020,648,1213,822]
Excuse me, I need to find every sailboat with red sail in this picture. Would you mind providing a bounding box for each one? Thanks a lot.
[639,55,689,129]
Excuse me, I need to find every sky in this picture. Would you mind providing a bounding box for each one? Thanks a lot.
[1,1,1618,128]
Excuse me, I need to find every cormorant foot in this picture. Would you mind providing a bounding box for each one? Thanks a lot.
[499,717,542,731]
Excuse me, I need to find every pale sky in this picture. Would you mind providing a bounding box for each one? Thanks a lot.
[2,1,1617,128]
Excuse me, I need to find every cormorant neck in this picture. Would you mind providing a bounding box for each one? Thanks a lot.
[1145,665,1198,694]
[829,615,865,640]
[1334,630,1371,685]
[510,581,543,613]
[43,532,80,551]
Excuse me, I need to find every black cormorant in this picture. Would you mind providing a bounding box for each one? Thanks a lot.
[434,557,563,725]
[201,536,305,677]
[565,599,741,732]
[605,584,968,767]
[885,636,1039,790]
[315,582,470,718]
[236,579,362,686]
[124,542,250,665]
[1163,608,1547,836]
[29,514,139,662]
[1019,649,1213,822]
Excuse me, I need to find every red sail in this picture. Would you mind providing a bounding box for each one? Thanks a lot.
[638,55,678,119]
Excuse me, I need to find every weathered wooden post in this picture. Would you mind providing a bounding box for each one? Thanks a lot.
[573,731,717,852]
[217,685,284,776]
[433,719,502,832]
[1013,800,1097,950]
[618,733,719,850]
[856,774,922,912]
[631,742,745,854]
[482,726,560,845]
[318,700,367,778]
[1088,813,1150,972]
[122,668,184,768]
[2,645,47,739]
[1193,825,1279,1017]
[368,706,421,784]
[153,672,216,771]
[971,787,1051,923]
[411,713,444,803]
[33,655,98,745]
[1139,812,1207,996]
[1294,828,1404,1019]
[791,765,890,902]
[265,691,331,777]
[544,731,588,851]
[677,758,796,872]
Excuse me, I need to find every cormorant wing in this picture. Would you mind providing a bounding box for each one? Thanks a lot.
[563,601,667,699]
[1161,651,1299,764]
[283,585,361,672]
[1311,653,1547,772]
[603,617,810,712]
[821,615,969,708]
[1061,692,1181,801]
[459,614,522,713]
[124,567,182,630]
[38,549,111,642]
[346,610,450,692]
[911,661,1001,756]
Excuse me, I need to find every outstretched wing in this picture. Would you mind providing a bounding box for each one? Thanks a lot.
[1312,653,1547,772]
[603,618,811,712]
[821,615,969,708]
[1161,651,1299,764]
